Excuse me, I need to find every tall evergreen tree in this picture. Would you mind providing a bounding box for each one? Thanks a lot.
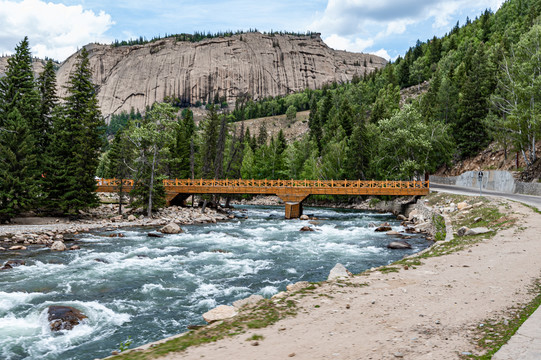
[455,44,494,158]
[200,105,220,178]
[345,121,370,180]
[0,37,40,131]
[0,109,38,221]
[36,60,58,160]
[0,37,40,219]
[45,48,105,215]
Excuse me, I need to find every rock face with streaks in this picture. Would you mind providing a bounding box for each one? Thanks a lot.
[55,32,386,120]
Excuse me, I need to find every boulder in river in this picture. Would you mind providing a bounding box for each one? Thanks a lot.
[387,241,412,249]
[327,263,353,281]
[300,226,314,232]
[299,214,309,220]
[0,260,24,270]
[375,225,392,232]
[202,305,237,323]
[160,222,183,234]
[48,305,87,331]
[5,259,26,267]
[147,231,163,238]
[51,241,66,251]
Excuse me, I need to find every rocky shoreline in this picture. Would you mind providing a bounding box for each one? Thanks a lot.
[103,193,541,360]
[0,203,232,251]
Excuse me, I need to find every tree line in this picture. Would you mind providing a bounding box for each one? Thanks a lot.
[112,30,318,47]
[0,38,104,222]
[3,0,541,221]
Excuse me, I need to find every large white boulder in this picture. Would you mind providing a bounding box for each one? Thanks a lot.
[51,241,66,251]
[233,295,264,308]
[202,305,238,323]
[286,281,310,292]
[327,263,353,281]
[465,227,491,236]
[159,222,183,234]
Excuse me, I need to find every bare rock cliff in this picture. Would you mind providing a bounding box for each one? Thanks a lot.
[56,32,387,119]
[0,56,52,78]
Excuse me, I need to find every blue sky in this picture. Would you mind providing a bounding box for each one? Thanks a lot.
[0,0,504,62]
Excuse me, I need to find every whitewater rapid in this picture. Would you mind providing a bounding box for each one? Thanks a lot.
[0,205,430,360]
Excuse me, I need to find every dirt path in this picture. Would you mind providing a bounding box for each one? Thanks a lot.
[157,200,541,360]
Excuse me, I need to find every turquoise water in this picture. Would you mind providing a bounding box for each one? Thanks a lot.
[0,205,430,360]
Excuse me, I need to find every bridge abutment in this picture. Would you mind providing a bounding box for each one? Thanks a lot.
[277,193,310,219]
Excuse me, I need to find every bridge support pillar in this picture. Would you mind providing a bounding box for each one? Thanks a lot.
[277,193,309,219]
[166,192,190,206]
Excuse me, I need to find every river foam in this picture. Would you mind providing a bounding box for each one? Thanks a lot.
[0,205,429,360]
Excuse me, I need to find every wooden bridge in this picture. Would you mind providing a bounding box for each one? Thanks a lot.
[96,178,430,219]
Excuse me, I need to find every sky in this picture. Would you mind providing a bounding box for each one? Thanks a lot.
[0,0,505,62]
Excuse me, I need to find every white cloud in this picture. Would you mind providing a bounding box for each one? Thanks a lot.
[311,0,505,55]
[0,0,114,61]
[324,34,374,52]
[371,48,392,61]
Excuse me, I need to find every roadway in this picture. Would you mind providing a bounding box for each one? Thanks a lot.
[432,182,541,359]
[430,183,541,210]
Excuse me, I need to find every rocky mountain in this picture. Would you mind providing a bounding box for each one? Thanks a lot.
[55,32,386,119]
[0,56,56,78]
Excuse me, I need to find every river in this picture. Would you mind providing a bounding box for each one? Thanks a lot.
[0,205,430,360]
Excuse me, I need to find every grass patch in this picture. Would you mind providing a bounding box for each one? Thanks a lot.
[246,334,264,341]
[334,279,369,288]
[417,199,511,259]
[466,280,541,359]
[433,214,446,241]
[520,202,541,215]
[378,266,400,274]
[108,298,296,359]
[396,258,423,268]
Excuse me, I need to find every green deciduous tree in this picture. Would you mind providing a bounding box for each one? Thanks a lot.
[373,105,453,179]
[125,102,177,217]
[492,24,541,166]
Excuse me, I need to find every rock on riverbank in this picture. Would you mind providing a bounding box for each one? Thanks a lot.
[0,203,231,249]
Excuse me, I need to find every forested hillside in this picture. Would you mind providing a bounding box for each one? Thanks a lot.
[2,0,541,220]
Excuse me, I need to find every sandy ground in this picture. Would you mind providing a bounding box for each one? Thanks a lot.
[155,199,541,360]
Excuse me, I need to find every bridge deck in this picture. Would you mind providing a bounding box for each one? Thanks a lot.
[96,178,429,196]
[96,178,429,218]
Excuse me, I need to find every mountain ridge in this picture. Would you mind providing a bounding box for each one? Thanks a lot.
[54,32,386,119]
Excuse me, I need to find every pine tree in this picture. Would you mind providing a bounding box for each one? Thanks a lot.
[0,37,40,132]
[345,121,369,180]
[455,44,494,158]
[37,60,58,160]
[0,109,38,221]
[0,37,41,219]
[45,48,105,215]
[308,97,323,151]
[200,105,220,178]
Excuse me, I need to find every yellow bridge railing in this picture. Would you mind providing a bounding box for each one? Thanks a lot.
[96,178,429,218]
[96,178,429,194]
